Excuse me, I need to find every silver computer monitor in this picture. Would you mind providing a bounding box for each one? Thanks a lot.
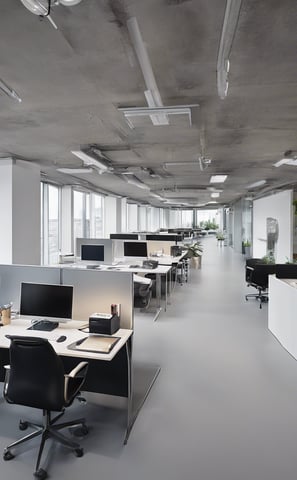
[76,238,113,264]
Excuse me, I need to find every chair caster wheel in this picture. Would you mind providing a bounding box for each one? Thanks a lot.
[34,468,47,479]
[3,450,14,461]
[80,425,89,436]
[72,424,89,437]
[74,447,84,457]
[19,421,28,430]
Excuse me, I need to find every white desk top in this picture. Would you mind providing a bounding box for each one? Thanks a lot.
[0,318,132,362]
[280,278,297,289]
[62,262,171,275]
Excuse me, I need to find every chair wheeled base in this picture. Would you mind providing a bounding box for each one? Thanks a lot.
[3,409,88,479]
[245,289,268,309]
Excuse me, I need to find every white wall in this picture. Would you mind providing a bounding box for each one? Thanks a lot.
[0,159,40,265]
[253,190,293,262]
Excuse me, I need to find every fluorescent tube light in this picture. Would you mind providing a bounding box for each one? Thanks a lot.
[124,176,150,190]
[246,180,266,189]
[57,168,93,174]
[150,192,164,200]
[0,78,22,103]
[274,158,297,167]
[71,151,109,171]
[217,0,243,99]
[210,175,228,183]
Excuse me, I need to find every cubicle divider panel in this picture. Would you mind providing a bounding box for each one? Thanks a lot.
[0,264,61,310]
[147,240,175,256]
[76,237,113,263]
[61,268,134,329]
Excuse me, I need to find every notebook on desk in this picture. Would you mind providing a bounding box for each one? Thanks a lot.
[68,335,120,354]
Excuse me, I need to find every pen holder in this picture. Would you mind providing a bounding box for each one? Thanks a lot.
[1,306,11,325]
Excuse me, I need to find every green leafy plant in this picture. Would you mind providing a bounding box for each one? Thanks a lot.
[182,242,203,258]
[216,232,225,241]
[261,254,275,264]
[243,240,251,247]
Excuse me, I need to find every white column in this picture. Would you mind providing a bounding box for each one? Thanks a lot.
[116,198,127,232]
[104,196,117,237]
[0,158,40,265]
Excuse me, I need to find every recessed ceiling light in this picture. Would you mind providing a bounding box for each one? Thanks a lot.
[210,175,228,183]
[246,180,266,189]
[211,192,220,198]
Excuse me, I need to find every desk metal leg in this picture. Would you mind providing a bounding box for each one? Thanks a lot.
[124,342,132,445]
[124,363,161,445]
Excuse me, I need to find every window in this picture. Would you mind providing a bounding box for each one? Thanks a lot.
[91,194,104,237]
[41,183,60,265]
[73,190,84,240]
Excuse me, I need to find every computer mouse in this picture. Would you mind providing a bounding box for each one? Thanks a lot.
[56,335,67,343]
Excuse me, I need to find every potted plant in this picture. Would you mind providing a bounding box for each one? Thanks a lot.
[182,242,203,269]
[243,240,252,257]
[216,231,225,245]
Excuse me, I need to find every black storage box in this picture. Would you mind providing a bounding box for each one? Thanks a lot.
[89,313,120,335]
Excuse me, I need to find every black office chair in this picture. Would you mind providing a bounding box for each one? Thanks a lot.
[245,263,276,308]
[134,278,153,308]
[3,336,89,480]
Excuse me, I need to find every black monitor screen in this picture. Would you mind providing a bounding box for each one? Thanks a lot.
[20,283,73,320]
[81,244,104,261]
[110,233,138,240]
[146,234,183,242]
[124,241,148,257]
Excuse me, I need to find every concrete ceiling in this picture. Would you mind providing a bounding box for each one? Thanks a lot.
[0,0,296,208]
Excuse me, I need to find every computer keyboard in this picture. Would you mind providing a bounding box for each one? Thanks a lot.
[27,320,59,332]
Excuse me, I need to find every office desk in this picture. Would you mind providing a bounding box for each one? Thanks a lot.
[0,318,137,443]
[112,263,171,319]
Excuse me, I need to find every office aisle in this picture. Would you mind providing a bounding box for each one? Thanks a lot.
[1,237,297,480]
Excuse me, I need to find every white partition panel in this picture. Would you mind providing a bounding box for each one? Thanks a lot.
[61,269,133,329]
[0,264,61,311]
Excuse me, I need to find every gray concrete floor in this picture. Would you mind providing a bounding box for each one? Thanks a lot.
[1,236,297,480]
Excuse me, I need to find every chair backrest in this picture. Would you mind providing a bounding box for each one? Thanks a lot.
[275,264,297,279]
[247,264,277,289]
[5,336,65,412]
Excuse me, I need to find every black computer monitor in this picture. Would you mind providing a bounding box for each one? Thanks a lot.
[20,282,73,322]
[123,241,148,258]
[110,233,139,240]
[81,244,104,262]
[145,234,183,242]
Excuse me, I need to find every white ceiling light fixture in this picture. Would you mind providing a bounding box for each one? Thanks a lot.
[19,0,82,29]
[246,180,266,189]
[211,192,220,198]
[274,150,297,167]
[58,0,82,5]
[127,17,169,126]
[217,0,243,99]
[57,167,93,174]
[19,0,58,28]
[210,175,228,183]
[118,105,198,130]
[123,176,150,191]
[71,150,109,172]
[150,192,164,200]
[0,78,22,103]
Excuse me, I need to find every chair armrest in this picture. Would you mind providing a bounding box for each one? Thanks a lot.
[65,361,88,379]
[3,365,11,400]
[64,361,88,404]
